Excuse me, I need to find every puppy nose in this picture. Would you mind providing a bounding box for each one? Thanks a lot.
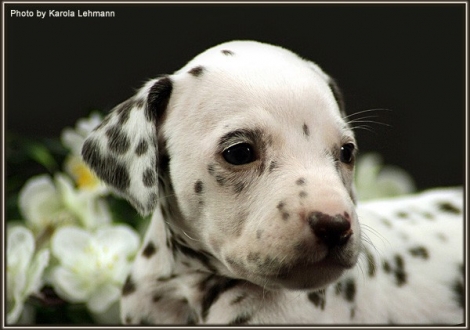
[308,212,352,248]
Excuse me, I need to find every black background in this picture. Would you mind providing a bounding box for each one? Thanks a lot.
[5,3,466,190]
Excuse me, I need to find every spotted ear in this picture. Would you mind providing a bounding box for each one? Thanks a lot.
[82,77,173,216]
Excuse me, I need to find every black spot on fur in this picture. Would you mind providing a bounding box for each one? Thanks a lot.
[409,246,429,259]
[174,241,217,272]
[195,180,204,194]
[308,290,326,310]
[143,168,156,187]
[381,218,392,227]
[106,125,131,154]
[135,139,149,156]
[228,312,252,325]
[146,77,173,123]
[277,201,290,220]
[350,307,356,319]
[299,191,308,198]
[396,211,409,219]
[394,255,407,286]
[335,282,343,295]
[215,175,226,186]
[383,260,391,273]
[152,294,163,302]
[453,279,465,308]
[147,192,158,211]
[247,252,261,263]
[234,181,246,194]
[116,99,133,125]
[122,275,136,296]
[302,123,310,137]
[200,275,241,320]
[124,315,132,324]
[82,139,131,191]
[256,229,263,239]
[157,274,177,282]
[188,66,205,77]
[296,177,306,185]
[269,160,278,172]
[231,293,248,305]
[139,318,153,325]
[207,164,215,175]
[344,279,356,302]
[142,241,157,258]
[438,201,461,214]
[134,97,146,109]
[221,49,235,56]
[107,161,130,190]
[422,212,435,220]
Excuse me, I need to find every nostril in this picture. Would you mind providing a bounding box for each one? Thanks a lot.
[308,211,352,248]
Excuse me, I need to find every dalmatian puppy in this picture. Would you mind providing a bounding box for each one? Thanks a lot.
[81,40,464,324]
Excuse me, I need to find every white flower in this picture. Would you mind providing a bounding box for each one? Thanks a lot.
[7,226,50,324]
[61,112,103,156]
[19,174,111,235]
[50,225,140,314]
[61,112,108,194]
[355,153,416,201]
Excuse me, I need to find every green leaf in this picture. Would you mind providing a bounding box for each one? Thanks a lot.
[25,143,58,172]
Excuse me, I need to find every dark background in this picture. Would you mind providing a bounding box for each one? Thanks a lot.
[5,3,466,190]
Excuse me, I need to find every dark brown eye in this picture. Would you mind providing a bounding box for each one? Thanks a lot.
[223,143,255,165]
[340,143,355,164]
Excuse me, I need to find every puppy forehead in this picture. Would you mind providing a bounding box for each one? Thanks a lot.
[167,41,344,135]
[176,41,330,90]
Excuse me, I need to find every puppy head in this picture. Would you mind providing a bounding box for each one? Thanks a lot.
[82,40,360,290]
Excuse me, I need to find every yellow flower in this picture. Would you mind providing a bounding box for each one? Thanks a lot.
[61,112,108,194]
[65,156,104,192]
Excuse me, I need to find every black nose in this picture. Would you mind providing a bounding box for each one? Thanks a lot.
[308,212,352,248]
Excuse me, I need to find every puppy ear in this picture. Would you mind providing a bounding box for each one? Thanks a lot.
[82,77,173,216]
[327,77,346,115]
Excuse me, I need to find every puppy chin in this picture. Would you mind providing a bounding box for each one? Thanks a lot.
[226,253,357,291]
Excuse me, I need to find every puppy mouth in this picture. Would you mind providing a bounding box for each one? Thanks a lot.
[226,245,359,291]
[265,250,358,290]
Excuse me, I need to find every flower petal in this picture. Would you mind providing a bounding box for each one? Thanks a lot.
[7,227,34,272]
[87,283,120,313]
[7,297,24,324]
[24,249,50,295]
[95,225,140,257]
[51,226,91,267]
[51,267,91,303]
[61,128,84,156]
[18,175,62,228]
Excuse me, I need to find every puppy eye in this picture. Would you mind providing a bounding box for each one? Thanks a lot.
[340,143,355,164]
[223,143,256,165]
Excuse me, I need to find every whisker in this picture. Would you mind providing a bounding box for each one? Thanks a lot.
[343,108,392,120]
[351,125,377,134]
[347,119,392,128]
